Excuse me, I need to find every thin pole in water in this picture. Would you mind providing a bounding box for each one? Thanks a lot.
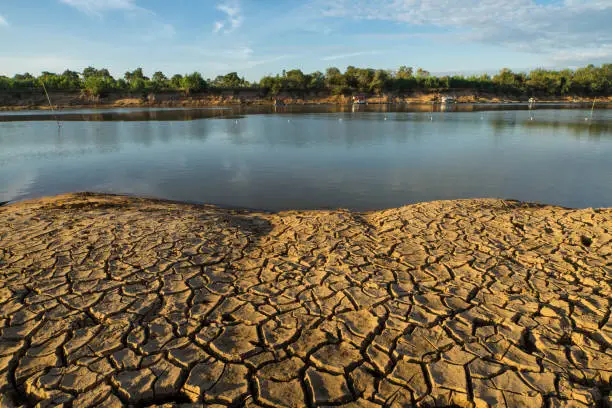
[41,80,61,128]
[585,97,596,121]
[430,100,434,121]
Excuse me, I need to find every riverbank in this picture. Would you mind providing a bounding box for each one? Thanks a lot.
[1,89,610,111]
[0,193,610,407]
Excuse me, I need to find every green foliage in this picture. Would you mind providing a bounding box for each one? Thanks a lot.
[284,69,306,89]
[170,74,183,89]
[148,72,168,92]
[211,72,249,88]
[81,67,116,96]
[181,72,207,94]
[325,67,344,88]
[308,71,325,89]
[397,66,413,79]
[1,64,610,97]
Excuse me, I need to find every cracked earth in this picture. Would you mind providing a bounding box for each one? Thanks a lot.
[0,193,610,408]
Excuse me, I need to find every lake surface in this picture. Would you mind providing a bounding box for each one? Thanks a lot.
[1,105,611,210]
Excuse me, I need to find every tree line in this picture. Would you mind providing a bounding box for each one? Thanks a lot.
[0,64,610,97]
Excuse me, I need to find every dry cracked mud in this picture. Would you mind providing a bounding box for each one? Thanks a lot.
[0,193,611,408]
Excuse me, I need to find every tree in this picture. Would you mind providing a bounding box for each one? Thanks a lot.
[416,68,430,77]
[152,71,167,83]
[170,74,183,89]
[211,72,248,88]
[325,67,344,88]
[370,69,390,93]
[60,70,81,89]
[1,63,610,98]
[83,75,115,96]
[356,68,375,91]
[11,73,37,89]
[150,71,168,91]
[259,75,282,95]
[397,66,413,79]
[130,78,146,92]
[125,67,146,82]
[344,66,359,88]
[181,72,206,94]
[285,69,306,89]
[308,71,325,89]
[493,68,526,94]
[82,67,98,79]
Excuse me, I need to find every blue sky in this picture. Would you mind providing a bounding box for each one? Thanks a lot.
[0,0,610,80]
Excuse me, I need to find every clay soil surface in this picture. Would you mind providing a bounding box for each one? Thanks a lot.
[0,193,610,407]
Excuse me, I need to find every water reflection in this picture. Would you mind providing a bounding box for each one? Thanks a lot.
[1,108,611,210]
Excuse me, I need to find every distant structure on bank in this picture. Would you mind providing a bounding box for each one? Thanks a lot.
[352,95,367,105]
[440,95,456,104]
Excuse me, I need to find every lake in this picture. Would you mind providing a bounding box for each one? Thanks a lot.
[1,105,611,211]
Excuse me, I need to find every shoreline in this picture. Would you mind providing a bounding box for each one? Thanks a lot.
[1,192,610,407]
[1,91,610,112]
[1,192,604,213]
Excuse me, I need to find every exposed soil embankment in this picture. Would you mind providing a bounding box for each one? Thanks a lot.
[0,193,610,407]
[1,89,610,111]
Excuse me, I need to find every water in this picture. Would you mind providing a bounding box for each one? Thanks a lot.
[1,105,611,210]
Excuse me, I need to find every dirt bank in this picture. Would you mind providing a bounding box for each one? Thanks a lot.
[0,193,610,407]
[1,89,610,111]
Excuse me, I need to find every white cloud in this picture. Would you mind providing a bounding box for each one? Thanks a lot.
[213,0,243,34]
[0,14,8,27]
[321,0,612,65]
[213,21,224,33]
[322,50,381,61]
[549,45,612,64]
[59,0,144,15]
